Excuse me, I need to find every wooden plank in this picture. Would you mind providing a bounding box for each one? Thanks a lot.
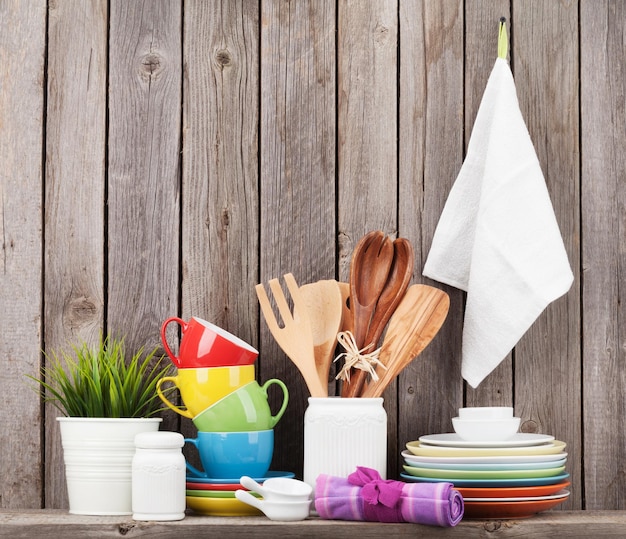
[3,510,626,539]
[463,2,513,409]
[181,0,260,447]
[0,0,46,509]
[397,0,464,467]
[259,0,336,477]
[337,0,398,478]
[513,0,581,510]
[581,0,626,510]
[182,0,259,336]
[337,0,398,254]
[108,0,182,352]
[43,0,108,508]
[107,0,182,435]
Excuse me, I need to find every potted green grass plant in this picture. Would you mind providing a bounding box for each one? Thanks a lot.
[28,333,173,515]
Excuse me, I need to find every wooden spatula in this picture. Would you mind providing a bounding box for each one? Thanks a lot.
[360,284,450,398]
[298,280,343,389]
[338,281,352,332]
[255,273,327,398]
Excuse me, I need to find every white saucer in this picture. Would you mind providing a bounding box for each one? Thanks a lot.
[418,433,555,448]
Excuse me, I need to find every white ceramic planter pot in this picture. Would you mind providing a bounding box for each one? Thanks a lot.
[303,397,387,490]
[57,417,162,515]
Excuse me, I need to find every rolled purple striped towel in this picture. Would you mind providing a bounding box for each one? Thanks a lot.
[314,466,463,527]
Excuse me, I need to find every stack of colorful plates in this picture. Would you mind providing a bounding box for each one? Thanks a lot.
[401,433,570,519]
[185,471,295,516]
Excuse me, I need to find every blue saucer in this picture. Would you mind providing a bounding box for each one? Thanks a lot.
[185,470,295,485]
[400,472,570,488]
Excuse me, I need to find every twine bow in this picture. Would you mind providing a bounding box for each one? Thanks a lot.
[333,331,386,382]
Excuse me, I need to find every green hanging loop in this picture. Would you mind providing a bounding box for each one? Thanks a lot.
[498,17,508,59]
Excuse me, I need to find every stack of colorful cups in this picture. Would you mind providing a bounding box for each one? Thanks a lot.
[156,316,289,485]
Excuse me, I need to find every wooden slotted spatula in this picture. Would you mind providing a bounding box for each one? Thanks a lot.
[359,284,450,398]
[298,280,343,390]
[255,273,327,398]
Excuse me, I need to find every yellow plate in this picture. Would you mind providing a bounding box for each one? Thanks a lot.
[406,440,566,458]
[186,495,263,516]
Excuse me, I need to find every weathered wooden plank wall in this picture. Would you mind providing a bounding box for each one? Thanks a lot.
[1,0,624,513]
[514,0,582,514]
[43,0,107,507]
[0,0,46,510]
[581,0,626,510]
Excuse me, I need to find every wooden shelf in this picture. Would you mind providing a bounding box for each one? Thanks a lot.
[2,510,626,538]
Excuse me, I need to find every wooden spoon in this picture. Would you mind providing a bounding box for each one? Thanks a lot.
[298,280,343,389]
[343,237,414,398]
[365,238,415,347]
[360,284,450,398]
[341,231,394,397]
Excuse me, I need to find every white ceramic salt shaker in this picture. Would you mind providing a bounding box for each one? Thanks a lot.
[132,431,186,521]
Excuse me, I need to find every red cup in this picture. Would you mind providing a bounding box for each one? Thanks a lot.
[161,316,258,368]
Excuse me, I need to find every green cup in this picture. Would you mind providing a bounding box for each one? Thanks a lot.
[192,379,289,432]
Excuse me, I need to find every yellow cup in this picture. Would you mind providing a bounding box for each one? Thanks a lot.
[156,365,255,419]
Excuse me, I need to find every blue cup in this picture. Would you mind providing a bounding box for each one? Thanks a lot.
[184,429,274,479]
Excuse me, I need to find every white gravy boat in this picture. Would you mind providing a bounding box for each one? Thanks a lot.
[239,475,312,502]
[235,489,311,521]
[235,476,312,521]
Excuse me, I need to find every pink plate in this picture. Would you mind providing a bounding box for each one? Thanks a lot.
[186,481,242,491]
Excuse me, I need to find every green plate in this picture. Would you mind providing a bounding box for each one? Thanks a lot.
[402,464,566,480]
[185,489,262,499]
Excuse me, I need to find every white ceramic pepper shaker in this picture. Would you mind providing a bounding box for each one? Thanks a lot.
[132,431,186,521]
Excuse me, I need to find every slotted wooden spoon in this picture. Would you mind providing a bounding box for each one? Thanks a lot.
[342,237,414,397]
[255,273,327,398]
[348,231,394,348]
[341,231,394,397]
[298,279,343,390]
[360,284,450,398]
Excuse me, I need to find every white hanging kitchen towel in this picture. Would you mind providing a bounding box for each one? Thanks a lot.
[423,57,573,388]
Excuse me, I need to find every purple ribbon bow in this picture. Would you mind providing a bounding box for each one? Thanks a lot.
[348,466,404,522]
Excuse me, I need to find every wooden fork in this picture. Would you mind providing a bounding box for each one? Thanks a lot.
[255,273,327,398]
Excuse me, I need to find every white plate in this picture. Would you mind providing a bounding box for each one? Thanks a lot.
[464,489,570,502]
[418,433,555,448]
[401,449,568,465]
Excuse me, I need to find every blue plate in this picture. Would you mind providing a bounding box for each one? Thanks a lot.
[185,470,295,485]
[403,457,567,471]
[399,472,570,488]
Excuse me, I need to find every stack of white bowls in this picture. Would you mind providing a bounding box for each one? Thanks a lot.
[451,406,520,441]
